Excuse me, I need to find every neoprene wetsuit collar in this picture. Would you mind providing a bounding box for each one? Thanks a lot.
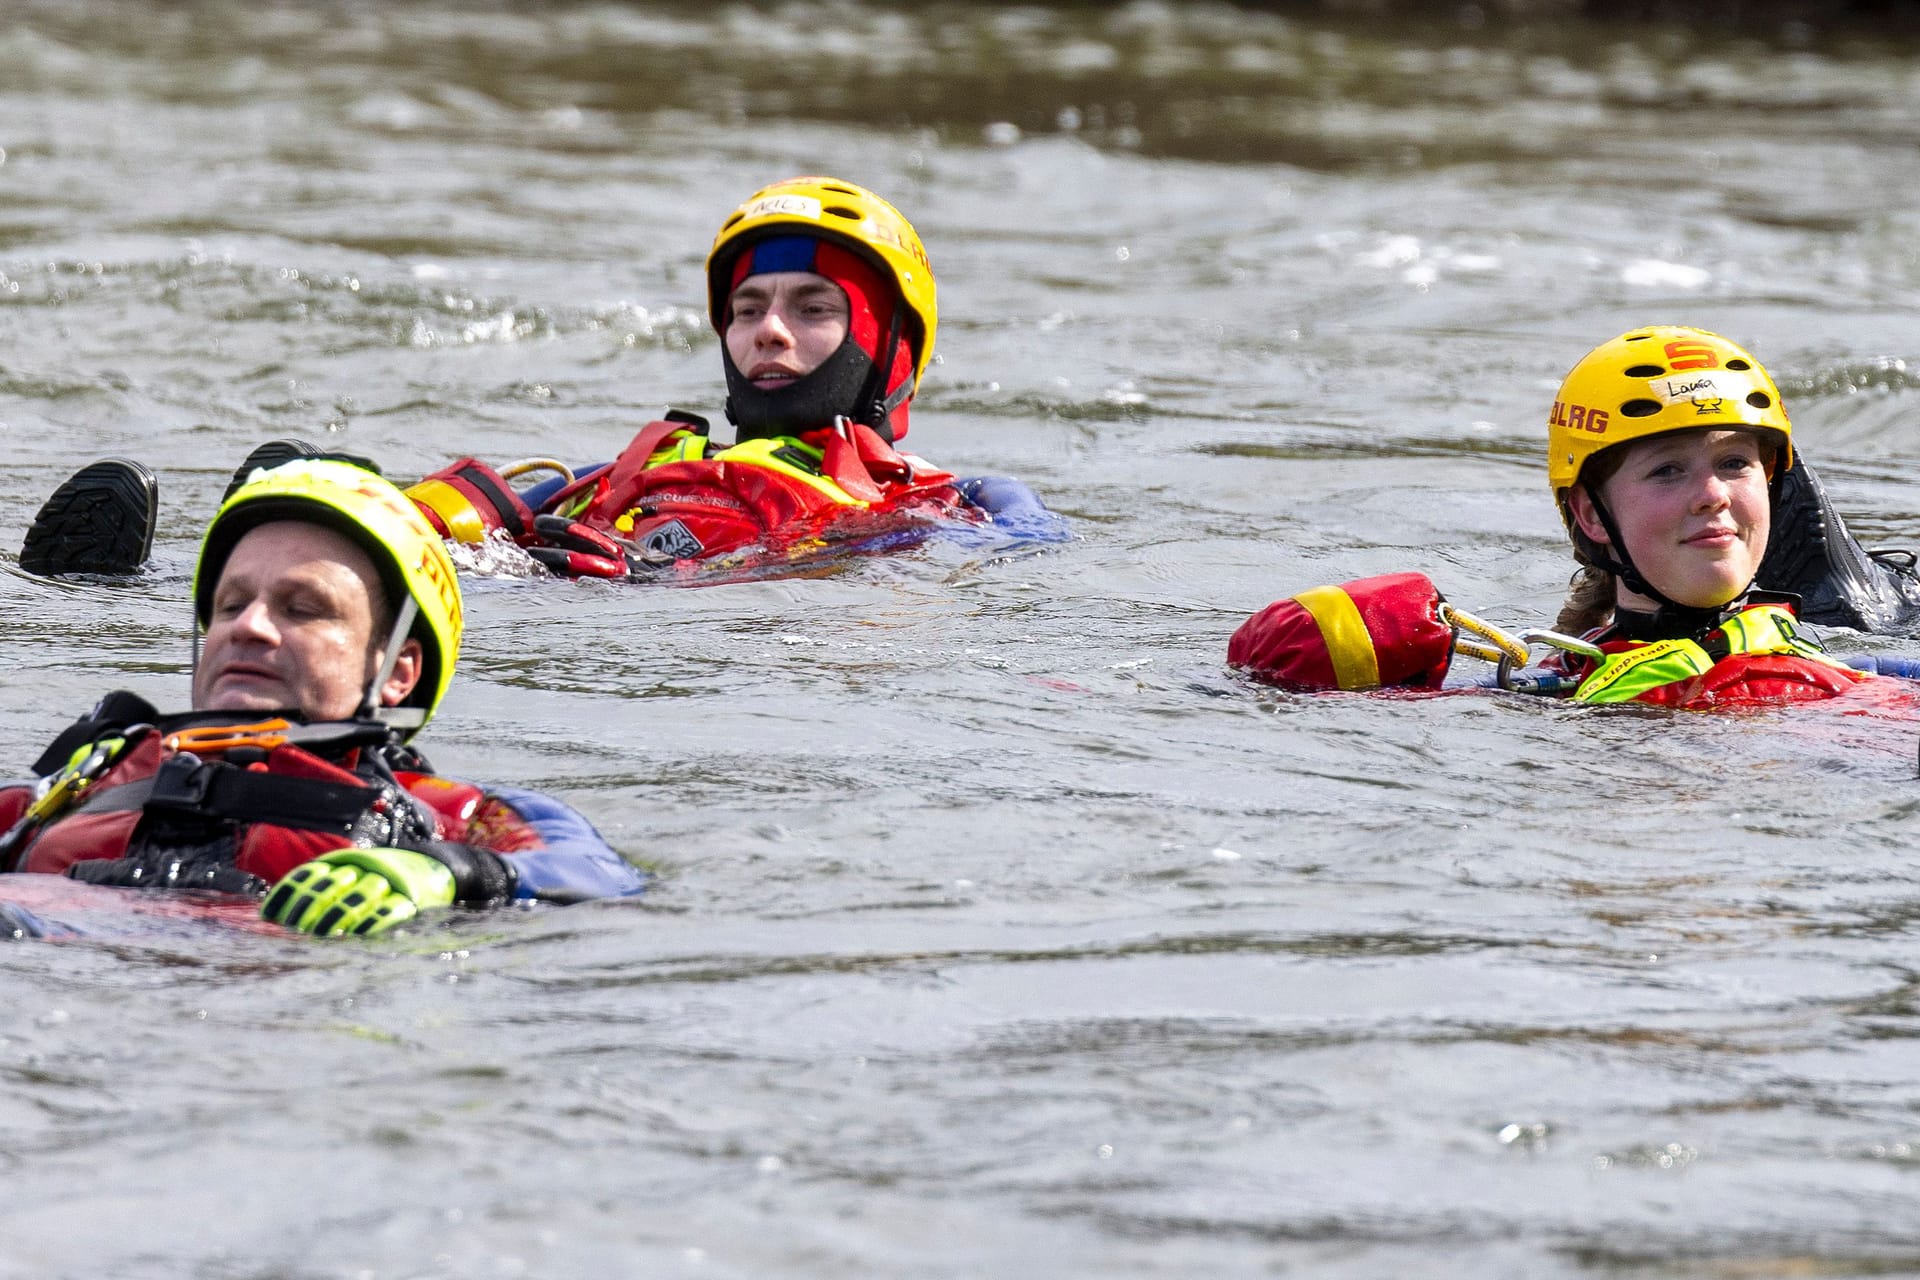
[1607,590,1802,643]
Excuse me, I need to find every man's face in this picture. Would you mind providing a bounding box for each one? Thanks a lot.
[724,271,851,388]
[192,521,421,720]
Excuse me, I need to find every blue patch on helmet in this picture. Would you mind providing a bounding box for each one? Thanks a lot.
[745,235,820,276]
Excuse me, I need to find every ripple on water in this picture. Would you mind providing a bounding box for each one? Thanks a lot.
[2,1,1920,1275]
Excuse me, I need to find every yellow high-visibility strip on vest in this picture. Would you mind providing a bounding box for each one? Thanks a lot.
[1572,637,1713,704]
[1573,604,1851,705]
[711,438,870,508]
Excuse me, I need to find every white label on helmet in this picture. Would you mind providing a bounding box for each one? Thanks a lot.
[1650,374,1734,402]
[743,195,822,222]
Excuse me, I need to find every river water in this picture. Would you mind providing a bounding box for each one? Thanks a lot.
[4,2,1920,1276]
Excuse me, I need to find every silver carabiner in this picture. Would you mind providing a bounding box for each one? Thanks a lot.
[1496,628,1604,690]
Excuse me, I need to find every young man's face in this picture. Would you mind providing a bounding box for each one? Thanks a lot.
[724,271,851,389]
[192,521,421,720]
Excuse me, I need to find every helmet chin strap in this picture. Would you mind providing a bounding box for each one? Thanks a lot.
[1582,485,1754,634]
[358,595,419,721]
[853,307,906,442]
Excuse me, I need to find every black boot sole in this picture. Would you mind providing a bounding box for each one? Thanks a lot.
[222,438,383,503]
[19,458,159,577]
[222,439,323,504]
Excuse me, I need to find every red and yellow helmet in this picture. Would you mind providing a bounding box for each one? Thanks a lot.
[707,176,937,393]
[1548,325,1792,527]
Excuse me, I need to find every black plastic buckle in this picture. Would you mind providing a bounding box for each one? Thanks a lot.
[144,754,214,815]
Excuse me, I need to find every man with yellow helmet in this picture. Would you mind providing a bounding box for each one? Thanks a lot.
[708,175,936,446]
[404,175,1059,577]
[1230,326,1920,707]
[0,460,645,939]
[17,176,1058,584]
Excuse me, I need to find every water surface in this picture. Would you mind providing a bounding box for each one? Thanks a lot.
[3,3,1920,1276]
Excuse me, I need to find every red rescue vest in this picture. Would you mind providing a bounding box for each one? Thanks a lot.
[1562,603,1866,708]
[1,734,536,887]
[549,418,974,563]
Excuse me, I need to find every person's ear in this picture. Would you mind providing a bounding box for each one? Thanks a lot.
[379,637,424,707]
[1566,485,1612,546]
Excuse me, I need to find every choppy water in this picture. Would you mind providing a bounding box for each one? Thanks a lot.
[4,3,1920,1275]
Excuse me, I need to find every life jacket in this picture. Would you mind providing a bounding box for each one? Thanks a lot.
[0,711,542,892]
[1568,602,1866,708]
[544,414,974,564]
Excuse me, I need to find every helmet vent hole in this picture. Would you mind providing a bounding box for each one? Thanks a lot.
[1726,358,1751,370]
[1624,364,1665,378]
[823,205,861,220]
[1619,399,1663,418]
[1747,391,1772,409]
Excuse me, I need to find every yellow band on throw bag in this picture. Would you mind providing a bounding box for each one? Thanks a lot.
[407,478,488,544]
[1294,585,1381,691]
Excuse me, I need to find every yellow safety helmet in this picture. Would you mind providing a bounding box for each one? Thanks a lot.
[1548,325,1792,525]
[706,176,938,391]
[195,459,464,732]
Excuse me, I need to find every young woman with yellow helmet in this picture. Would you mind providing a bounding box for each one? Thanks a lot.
[1230,326,1920,708]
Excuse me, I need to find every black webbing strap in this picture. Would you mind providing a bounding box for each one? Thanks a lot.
[143,755,381,836]
[448,461,530,540]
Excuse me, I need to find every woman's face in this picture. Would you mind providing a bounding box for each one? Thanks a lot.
[1569,428,1772,611]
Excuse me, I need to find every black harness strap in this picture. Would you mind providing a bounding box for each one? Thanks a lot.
[125,756,383,836]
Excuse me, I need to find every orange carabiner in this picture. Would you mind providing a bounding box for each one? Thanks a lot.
[162,718,294,756]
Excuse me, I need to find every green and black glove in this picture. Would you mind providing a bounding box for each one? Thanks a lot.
[261,843,516,937]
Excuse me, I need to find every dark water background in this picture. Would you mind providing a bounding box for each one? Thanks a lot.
[3,3,1920,1276]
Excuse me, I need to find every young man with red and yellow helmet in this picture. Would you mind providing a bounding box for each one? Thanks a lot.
[408,176,1059,578]
[1229,326,1920,708]
[0,460,646,939]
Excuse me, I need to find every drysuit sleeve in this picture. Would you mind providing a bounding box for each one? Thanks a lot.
[468,784,649,904]
[521,463,607,512]
[0,900,53,939]
[1228,572,1456,692]
[956,476,1072,542]
[1842,655,1920,680]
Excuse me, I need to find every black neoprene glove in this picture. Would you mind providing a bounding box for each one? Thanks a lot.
[421,841,519,904]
